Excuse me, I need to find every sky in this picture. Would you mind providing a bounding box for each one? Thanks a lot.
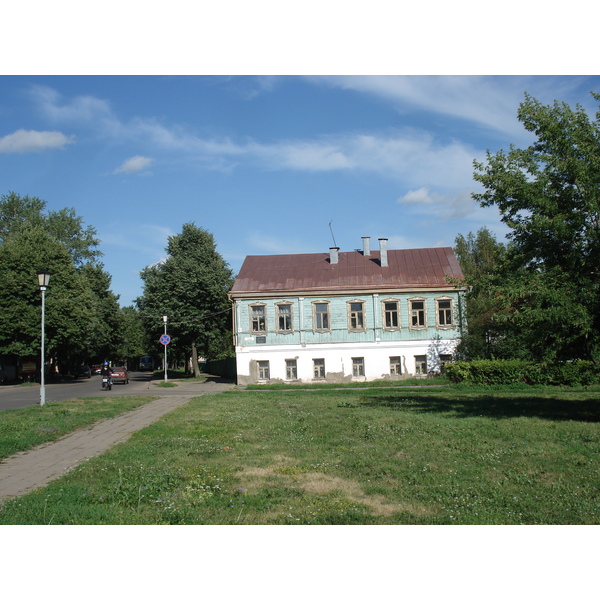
[1,75,599,306]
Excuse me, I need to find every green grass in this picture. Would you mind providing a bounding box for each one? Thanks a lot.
[0,386,598,525]
[0,396,159,460]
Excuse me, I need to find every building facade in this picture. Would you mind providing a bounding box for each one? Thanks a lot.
[229,238,465,385]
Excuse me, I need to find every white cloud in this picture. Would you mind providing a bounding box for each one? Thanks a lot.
[114,155,154,174]
[0,128,74,153]
[399,187,480,220]
[398,187,441,205]
[310,75,590,140]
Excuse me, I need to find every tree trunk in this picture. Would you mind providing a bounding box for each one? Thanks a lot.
[191,341,201,377]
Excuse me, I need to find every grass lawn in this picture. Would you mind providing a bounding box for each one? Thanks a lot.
[0,385,598,524]
[0,395,159,461]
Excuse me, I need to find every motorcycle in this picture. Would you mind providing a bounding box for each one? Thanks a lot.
[102,375,112,391]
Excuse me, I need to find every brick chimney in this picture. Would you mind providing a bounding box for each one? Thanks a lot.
[329,247,339,264]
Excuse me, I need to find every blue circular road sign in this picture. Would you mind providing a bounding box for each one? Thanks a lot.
[160,334,171,345]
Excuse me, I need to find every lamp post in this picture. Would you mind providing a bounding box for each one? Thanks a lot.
[37,269,50,406]
[163,315,168,383]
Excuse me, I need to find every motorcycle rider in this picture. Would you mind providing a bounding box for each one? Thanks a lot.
[100,362,113,388]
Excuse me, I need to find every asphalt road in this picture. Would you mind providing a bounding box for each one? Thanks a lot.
[0,371,159,412]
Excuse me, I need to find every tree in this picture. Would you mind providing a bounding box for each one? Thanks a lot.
[137,223,234,376]
[0,192,118,375]
[453,227,512,359]
[0,192,101,265]
[472,92,600,361]
[0,226,95,371]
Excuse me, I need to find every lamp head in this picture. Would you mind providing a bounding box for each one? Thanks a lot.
[37,269,50,289]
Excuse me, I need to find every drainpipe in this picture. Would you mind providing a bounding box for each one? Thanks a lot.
[379,238,388,267]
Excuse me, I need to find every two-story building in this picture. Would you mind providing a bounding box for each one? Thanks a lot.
[229,237,465,385]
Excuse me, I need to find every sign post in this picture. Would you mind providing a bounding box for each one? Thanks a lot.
[160,315,170,383]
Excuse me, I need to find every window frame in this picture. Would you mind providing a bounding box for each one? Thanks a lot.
[285,358,298,380]
[408,297,427,330]
[414,355,427,375]
[352,357,365,377]
[312,301,331,333]
[389,356,402,375]
[436,297,454,329]
[249,303,267,334]
[347,300,366,332]
[382,299,401,331]
[313,358,326,379]
[257,360,270,380]
[276,302,294,334]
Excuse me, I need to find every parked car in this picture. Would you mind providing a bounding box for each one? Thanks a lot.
[111,367,129,384]
[74,365,92,378]
[91,364,103,375]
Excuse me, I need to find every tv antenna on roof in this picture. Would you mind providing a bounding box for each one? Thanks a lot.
[329,221,337,248]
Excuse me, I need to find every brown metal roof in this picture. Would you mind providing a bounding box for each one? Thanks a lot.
[230,247,464,296]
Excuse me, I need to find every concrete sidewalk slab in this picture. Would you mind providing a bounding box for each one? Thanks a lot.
[0,395,194,503]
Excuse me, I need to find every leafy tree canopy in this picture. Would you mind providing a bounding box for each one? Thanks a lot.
[137,223,234,375]
[471,92,600,361]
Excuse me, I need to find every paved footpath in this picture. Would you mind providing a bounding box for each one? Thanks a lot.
[0,377,236,503]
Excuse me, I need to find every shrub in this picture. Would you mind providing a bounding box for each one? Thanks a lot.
[445,360,600,386]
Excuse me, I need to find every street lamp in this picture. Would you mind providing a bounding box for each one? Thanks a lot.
[37,269,50,406]
[163,315,168,383]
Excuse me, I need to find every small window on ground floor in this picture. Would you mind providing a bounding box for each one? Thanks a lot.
[414,355,427,375]
[390,356,402,375]
[352,357,365,377]
[257,360,270,380]
[313,358,325,379]
[285,359,297,380]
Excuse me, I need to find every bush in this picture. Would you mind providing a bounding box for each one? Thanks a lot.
[444,360,600,386]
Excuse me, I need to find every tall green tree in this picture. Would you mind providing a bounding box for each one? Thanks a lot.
[0,226,95,370]
[453,227,512,359]
[0,192,118,374]
[472,92,600,361]
[137,223,234,376]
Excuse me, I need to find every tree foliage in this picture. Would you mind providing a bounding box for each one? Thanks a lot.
[0,192,120,375]
[471,92,600,361]
[137,223,234,376]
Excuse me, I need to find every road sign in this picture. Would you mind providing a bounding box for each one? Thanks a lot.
[160,334,171,345]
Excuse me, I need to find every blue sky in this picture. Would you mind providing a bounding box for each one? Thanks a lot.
[1,75,599,306]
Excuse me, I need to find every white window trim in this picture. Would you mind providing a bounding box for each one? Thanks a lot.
[276,302,294,334]
[312,301,331,333]
[382,298,401,331]
[435,296,455,330]
[408,297,427,330]
[347,300,367,332]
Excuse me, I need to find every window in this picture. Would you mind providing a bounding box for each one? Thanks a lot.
[285,359,297,380]
[257,360,270,380]
[409,298,426,329]
[313,302,330,331]
[348,301,366,331]
[352,357,365,377]
[277,303,293,332]
[313,358,325,379]
[439,354,453,372]
[414,355,427,375]
[390,356,402,375]
[383,300,400,330]
[436,298,453,328]
[250,304,266,333]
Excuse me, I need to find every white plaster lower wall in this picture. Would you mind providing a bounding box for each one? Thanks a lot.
[235,339,459,384]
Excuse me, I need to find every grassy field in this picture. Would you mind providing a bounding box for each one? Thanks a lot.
[0,385,598,524]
